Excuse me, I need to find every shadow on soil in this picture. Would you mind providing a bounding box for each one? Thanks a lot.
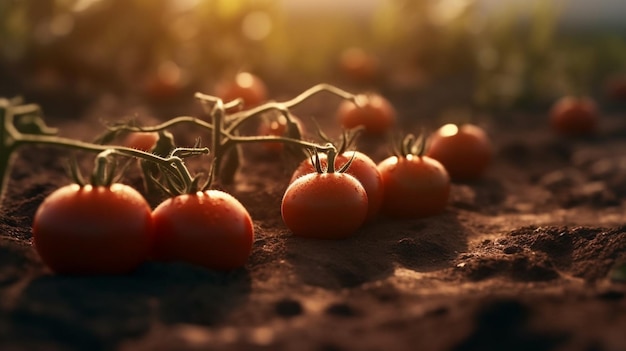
[284,212,470,290]
[3,262,251,351]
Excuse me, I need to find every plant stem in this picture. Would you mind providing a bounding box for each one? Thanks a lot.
[226,135,335,153]
[103,116,215,135]
[326,145,337,173]
[0,123,208,203]
[0,101,16,204]
[226,84,357,133]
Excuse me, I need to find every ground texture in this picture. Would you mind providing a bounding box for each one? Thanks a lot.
[1,89,626,351]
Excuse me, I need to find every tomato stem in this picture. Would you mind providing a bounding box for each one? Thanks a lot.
[1,83,359,201]
[0,100,210,202]
[225,83,358,133]
[326,144,337,173]
[1,99,24,203]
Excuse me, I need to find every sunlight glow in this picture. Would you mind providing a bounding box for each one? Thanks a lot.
[431,0,473,25]
[235,72,255,88]
[170,0,201,13]
[242,11,272,41]
[439,123,459,137]
[72,0,103,12]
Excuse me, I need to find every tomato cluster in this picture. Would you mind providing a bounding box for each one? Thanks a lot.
[33,185,254,274]
[8,77,499,276]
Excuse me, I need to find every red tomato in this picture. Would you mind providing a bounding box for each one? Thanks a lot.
[152,190,254,270]
[281,173,368,239]
[336,94,395,135]
[549,96,599,136]
[426,123,492,181]
[377,155,450,219]
[289,151,383,221]
[338,47,380,83]
[257,114,304,154]
[123,132,159,152]
[32,184,153,275]
[214,72,268,109]
[143,61,184,100]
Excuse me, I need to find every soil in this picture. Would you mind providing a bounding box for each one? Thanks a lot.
[2,86,626,351]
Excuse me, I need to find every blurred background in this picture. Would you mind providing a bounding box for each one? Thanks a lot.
[0,0,625,112]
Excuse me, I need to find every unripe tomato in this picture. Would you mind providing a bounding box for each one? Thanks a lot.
[214,72,268,109]
[337,94,395,135]
[426,123,492,181]
[377,155,450,219]
[549,96,599,136]
[152,190,254,271]
[32,184,153,275]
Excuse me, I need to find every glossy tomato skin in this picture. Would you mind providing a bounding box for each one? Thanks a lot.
[281,173,368,239]
[426,124,493,181]
[549,96,599,136]
[214,72,267,109]
[377,155,450,219]
[123,132,159,152]
[289,151,383,221]
[337,94,395,135]
[32,184,153,275]
[152,190,254,270]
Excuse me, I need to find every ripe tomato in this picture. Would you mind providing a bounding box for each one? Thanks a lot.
[214,72,268,109]
[281,173,368,239]
[32,184,153,275]
[152,190,254,270]
[290,151,383,221]
[123,132,159,152]
[426,123,492,181]
[338,47,380,83]
[377,155,450,219]
[549,96,599,136]
[143,61,184,100]
[257,114,304,154]
[336,94,395,135]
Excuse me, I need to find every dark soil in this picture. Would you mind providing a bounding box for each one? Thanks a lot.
[2,89,626,351]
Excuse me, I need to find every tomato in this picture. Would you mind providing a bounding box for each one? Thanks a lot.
[338,47,380,83]
[336,94,395,135]
[152,190,254,270]
[549,96,599,136]
[290,151,383,221]
[377,155,450,219]
[214,72,268,109]
[123,132,159,152]
[32,184,153,275]
[143,61,184,100]
[281,173,368,239]
[426,123,492,181]
[257,114,304,154]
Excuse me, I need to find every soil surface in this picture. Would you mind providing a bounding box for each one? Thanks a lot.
[1,88,626,351]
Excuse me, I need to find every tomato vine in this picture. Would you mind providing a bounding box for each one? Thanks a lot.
[0,84,360,203]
